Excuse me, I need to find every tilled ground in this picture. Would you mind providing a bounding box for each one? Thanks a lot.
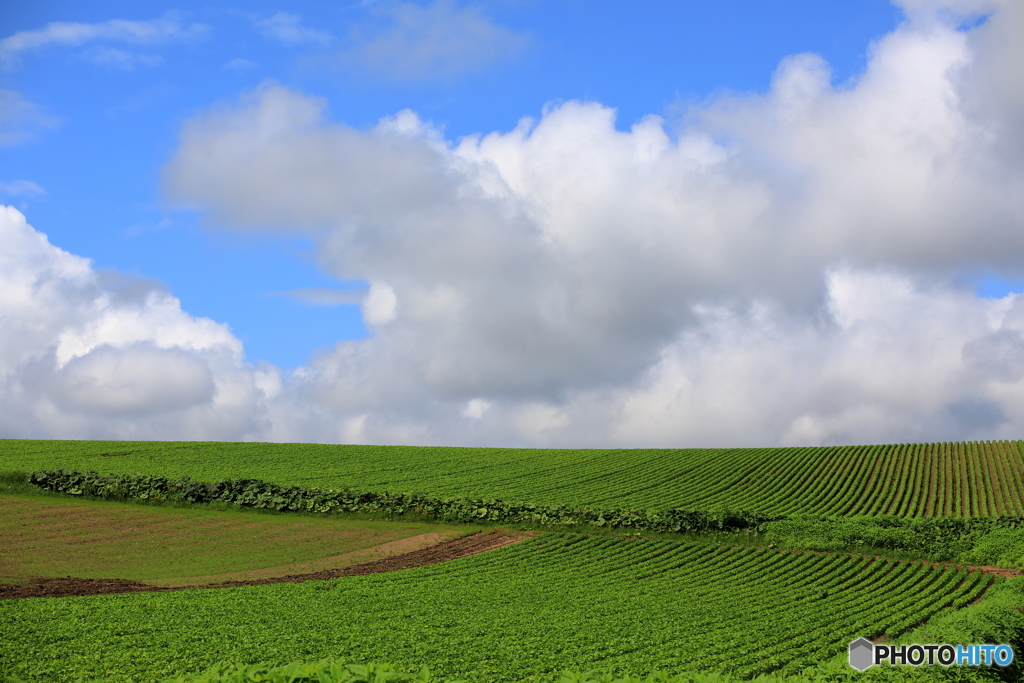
[0,530,533,599]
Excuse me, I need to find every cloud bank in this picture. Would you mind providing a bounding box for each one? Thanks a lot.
[5,0,1024,447]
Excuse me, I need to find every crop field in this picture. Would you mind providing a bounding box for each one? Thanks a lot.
[4,438,1024,683]
[0,533,994,683]
[0,493,474,586]
[4,439,1024,515]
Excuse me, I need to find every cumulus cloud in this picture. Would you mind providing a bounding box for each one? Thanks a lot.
[160,0,1024,447]
[609,269,1024,447]
[338,0,527,81]
[47,344,216,417]
[6,0,1024,447]
[0,206,272,440]
[0,11,209,67]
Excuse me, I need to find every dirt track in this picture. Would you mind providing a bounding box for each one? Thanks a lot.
[0,531,534,600]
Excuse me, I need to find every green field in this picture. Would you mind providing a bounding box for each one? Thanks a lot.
[4,439,1024,515]
[0,493,473,585]
[4,438,1024,683]
[0,533,995,682]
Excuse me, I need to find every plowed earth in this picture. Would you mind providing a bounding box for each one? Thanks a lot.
[0,531,534,599]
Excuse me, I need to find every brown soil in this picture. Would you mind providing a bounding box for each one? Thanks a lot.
[147,530,464,587]
[209,529,534,587]
[954,564,1020,579]
[0,530,534,600]
[0,576,168,599]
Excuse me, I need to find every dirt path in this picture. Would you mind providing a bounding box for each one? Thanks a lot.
[0,530,536,600]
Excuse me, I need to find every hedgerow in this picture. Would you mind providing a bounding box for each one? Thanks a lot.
[25,469,779,534]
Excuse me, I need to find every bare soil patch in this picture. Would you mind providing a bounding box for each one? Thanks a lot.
[0,530,535,599]
[150,530,460,587]
[0,494,473,582]
[0,576,169,599]
[957,564,1020,579]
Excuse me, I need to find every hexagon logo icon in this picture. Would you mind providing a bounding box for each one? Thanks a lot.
[849,637,875,671]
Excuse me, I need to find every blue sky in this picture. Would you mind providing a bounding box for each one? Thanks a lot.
[2,0,906,369]
[3,0,1024,447]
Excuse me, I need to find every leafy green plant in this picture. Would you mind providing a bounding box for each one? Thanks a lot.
[161,661,461,683]
[760,516,1024,569]
[0,534,993,683]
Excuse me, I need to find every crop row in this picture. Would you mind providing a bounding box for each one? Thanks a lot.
[0,534,991,683]
[5,439,1024,516]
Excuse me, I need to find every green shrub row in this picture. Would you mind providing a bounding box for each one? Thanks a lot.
[25,469,779,534]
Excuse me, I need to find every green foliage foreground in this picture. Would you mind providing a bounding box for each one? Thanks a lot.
[7,466,1024,683]
[0,659,979,683]
[144,659,1010,683]
[0,534,999,682]
[158,660,850,683]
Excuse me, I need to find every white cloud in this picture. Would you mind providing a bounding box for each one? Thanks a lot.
[0,90,60,146]
[462,398,490,419]
[0,180,45,198]
[6,0,1024,447]
[158,0,1024,447]
[254,12,332,46]
[339,0,527,81]
[51,285,243,368]
[362,282,397,325]
[608,268,1024,447]
[0,11,209,67]
[48,344,216,417]
[0,206,267,440]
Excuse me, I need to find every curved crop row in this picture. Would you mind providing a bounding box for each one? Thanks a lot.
[5,439,1024,516]
[0,534,993,683]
